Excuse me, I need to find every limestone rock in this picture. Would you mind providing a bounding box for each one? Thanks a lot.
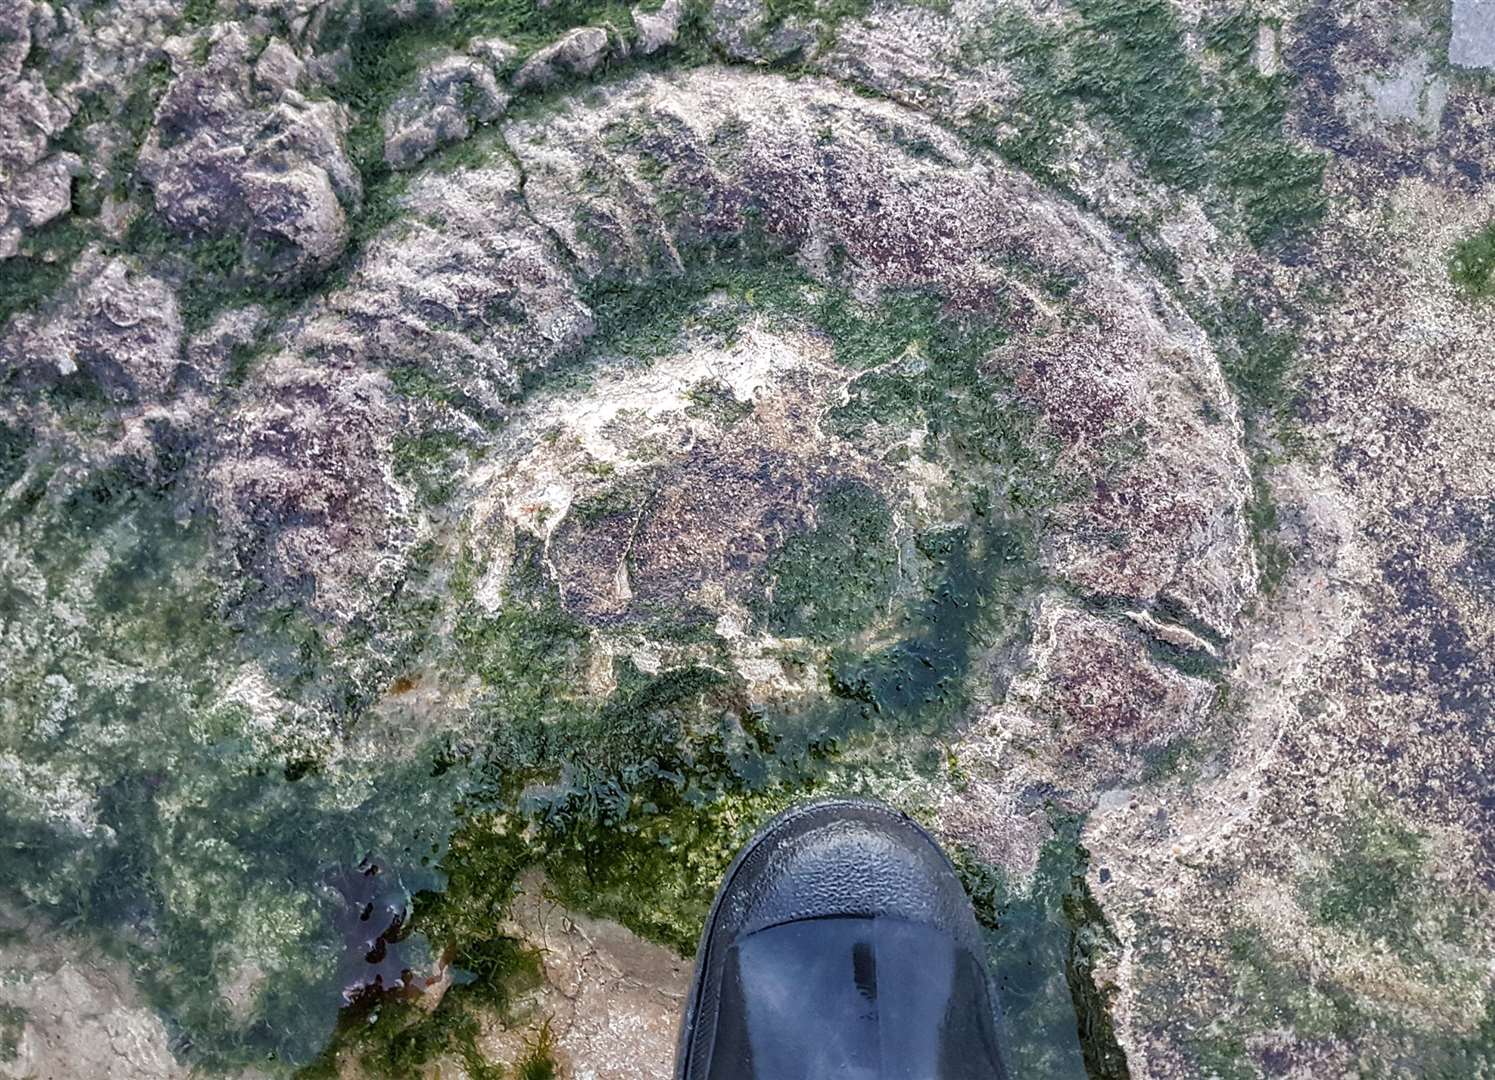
[138,22,360,283]
[511,26,612,91]
[705,0,820,64]
[208,344,408,627]
[0,908,188,1080]
[482,870,689,1079]
[382,53,509,170]
[207,157,588,621]
[506,68,1254,637]
[1451,0,1495,68]
[0,250,183,405]
[632,0,685,56]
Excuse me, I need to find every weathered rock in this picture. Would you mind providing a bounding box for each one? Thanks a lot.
[511,26,613,90]
[0,0,33,79]
[208,344,407,627]
[183,304,270,390]
[0,250,183,404]
[382,53,509,169]
[206,156,588,622]
[1450,0,1495,68]
[705,0,820,64]
[507,68,1254,637]
[252,37,305,94]
[0,77,79,259]
[632,0,685,55]
[468,34,520,72]
[138,22,360,282]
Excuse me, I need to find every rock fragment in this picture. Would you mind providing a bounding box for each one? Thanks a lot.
[468,34,520,71]
[632,0,685,55]
[511,27,613,90]
[706,0,820,64]
[253,37,306,95]
[383,53,510,170]
[0,250,183,404]
[0,77,80,259]
[137,22,361,283]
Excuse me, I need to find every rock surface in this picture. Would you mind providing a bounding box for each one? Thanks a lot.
[137,22,360,282]
[383,53,509,169]
[2,0,1493,1077]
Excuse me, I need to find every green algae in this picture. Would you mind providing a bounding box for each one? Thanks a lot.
[1450,221,1495,299]
[0,422,29,489]
[0,1004,25,1063]
[1301,806,1432,958]
[964,2,1325,254]
[0,447,470,1071]
[957,816,1130,1079]
[756,481,897,642]
[683,377,755,426]
[4,253,1069,1079]
[393,429,473,505]
[297,935,543,1080]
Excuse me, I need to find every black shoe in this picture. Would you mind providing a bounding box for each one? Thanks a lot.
[675,799,1008,1079]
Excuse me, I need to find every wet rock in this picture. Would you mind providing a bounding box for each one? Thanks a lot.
[507,68,1253,636]
[0,908,188,1080]
[0,250,183,404]
[382,53,509,170]
[1014,604,1216,782]
[0,77,79,259]
[208,344,408,628]
[1450,0,1495,69]
[511,26,612,90]
[485,870,688,1079]
[138,22,360,283]
[632,0,684,55]
[208,158,588,621]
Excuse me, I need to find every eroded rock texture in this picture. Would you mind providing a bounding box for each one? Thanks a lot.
[2,0,1493,1076]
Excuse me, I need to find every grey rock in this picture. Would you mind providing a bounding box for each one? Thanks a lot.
[183,305,271,390]
[0,0,33,79]
[382,53,509,170]
[0,250,183,404]
[0,151,81,258]
[1451,0,1495,68]
[253,37,305,94]
[240,163,349,275]
[511,26,612,91]
[706,0,819,64]
[468,34,520,72]
[138,22,360,282]
[632,0,684,56]
[0,78,77,259]
[1368,56,1448,129]
[208,157,589,621]
[209,344,409,629]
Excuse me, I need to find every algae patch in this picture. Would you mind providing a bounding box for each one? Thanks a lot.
[1450,220,1495,298]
